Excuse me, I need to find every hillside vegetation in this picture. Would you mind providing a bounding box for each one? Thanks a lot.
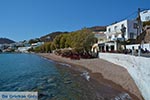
[33,28,97,55]
[40,31,69,42]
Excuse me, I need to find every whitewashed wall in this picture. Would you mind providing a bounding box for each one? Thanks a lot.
[99,53,150,100]
[105,20,141,40]
[18,47,31,52]
[126,43,150,51]
[140,10,150,22]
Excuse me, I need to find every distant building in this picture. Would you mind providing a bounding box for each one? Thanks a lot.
[92,26,107,43]
[18,47,31,53]
[91,27,107,53]
[140,10,150,22]
[31,42,44,48]
[94,32,107,43]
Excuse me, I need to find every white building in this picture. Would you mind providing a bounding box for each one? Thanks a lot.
[93,19,143,52]
[92,32,107,53]
[105,19,142,41]
[140,10,150,22]
[18,47,31,53]
[31,42,44,47]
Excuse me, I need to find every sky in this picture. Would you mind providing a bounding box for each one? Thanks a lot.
[0,0,149,42]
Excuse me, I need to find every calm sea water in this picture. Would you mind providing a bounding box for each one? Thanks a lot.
[0,53,133,100]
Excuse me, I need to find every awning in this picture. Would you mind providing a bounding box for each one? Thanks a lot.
[98,43,105,46]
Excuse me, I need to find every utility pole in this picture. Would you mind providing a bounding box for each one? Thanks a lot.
[137,8,142,56]
[138,8,141,19]
[137,8,142,36]
[121,24,126,51]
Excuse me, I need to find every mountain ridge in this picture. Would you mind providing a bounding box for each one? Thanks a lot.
[39,26,106,42]
[0,38,15,44]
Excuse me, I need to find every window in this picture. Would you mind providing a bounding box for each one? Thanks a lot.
[130,32,134,39]
[121,24,126,33]
[133,23,138,29]
[143,10,148,14]
[114,26,117,31]
[108,28,111,32]
[108,36,111,39]
[145,16,150,21]
[121,24,124,27]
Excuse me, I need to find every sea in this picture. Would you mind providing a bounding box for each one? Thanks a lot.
[0,53,135,100]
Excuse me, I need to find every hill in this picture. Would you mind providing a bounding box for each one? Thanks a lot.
[39,26,106,42]
[40,31,69,42]
[88,26,106,32]
[0,38,15,44]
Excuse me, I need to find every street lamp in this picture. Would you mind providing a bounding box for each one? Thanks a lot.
[120,24,126,50]
[135,23,139,37]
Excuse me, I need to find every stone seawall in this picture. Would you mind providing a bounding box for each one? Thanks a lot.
[99,53,150,100]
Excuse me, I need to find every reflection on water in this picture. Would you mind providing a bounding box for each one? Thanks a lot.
[0,53,132,100]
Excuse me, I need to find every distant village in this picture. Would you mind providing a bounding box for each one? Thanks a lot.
[0,9,150,55]
[0,40,44,53]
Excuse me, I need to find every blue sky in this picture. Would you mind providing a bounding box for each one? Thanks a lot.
[0,0,149,42]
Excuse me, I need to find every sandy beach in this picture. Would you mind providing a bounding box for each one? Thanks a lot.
[38,53,143,100]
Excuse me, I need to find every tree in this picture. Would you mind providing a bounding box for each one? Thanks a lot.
[45,42,52,53]
[50,42,56,51]
[28,38,41,44]
[69,28,97,53]
[83,33,97,53]
[32,42,52,53]
[53,35,62,49]
[60,34,67,48]
[34,46,41,53]
[143,21,150,27]
[40,28,97,54]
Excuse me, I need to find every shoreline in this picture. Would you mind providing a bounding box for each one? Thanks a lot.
[38,53,143,100]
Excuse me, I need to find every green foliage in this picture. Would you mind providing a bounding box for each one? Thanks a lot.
[33,47,41,52]
[40,31,68,42]
[29,38,41,44]
[53,35,62,49]
[83,33,98,52]
[143,21,150,27]
[45,42,52,53]
[53,28,97,53]
[60,34,68,48]
[50,42,56,50]
[33,42,52,53]
[33,28,97,53]
[65,36,70,48]
[69,29,97,53]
